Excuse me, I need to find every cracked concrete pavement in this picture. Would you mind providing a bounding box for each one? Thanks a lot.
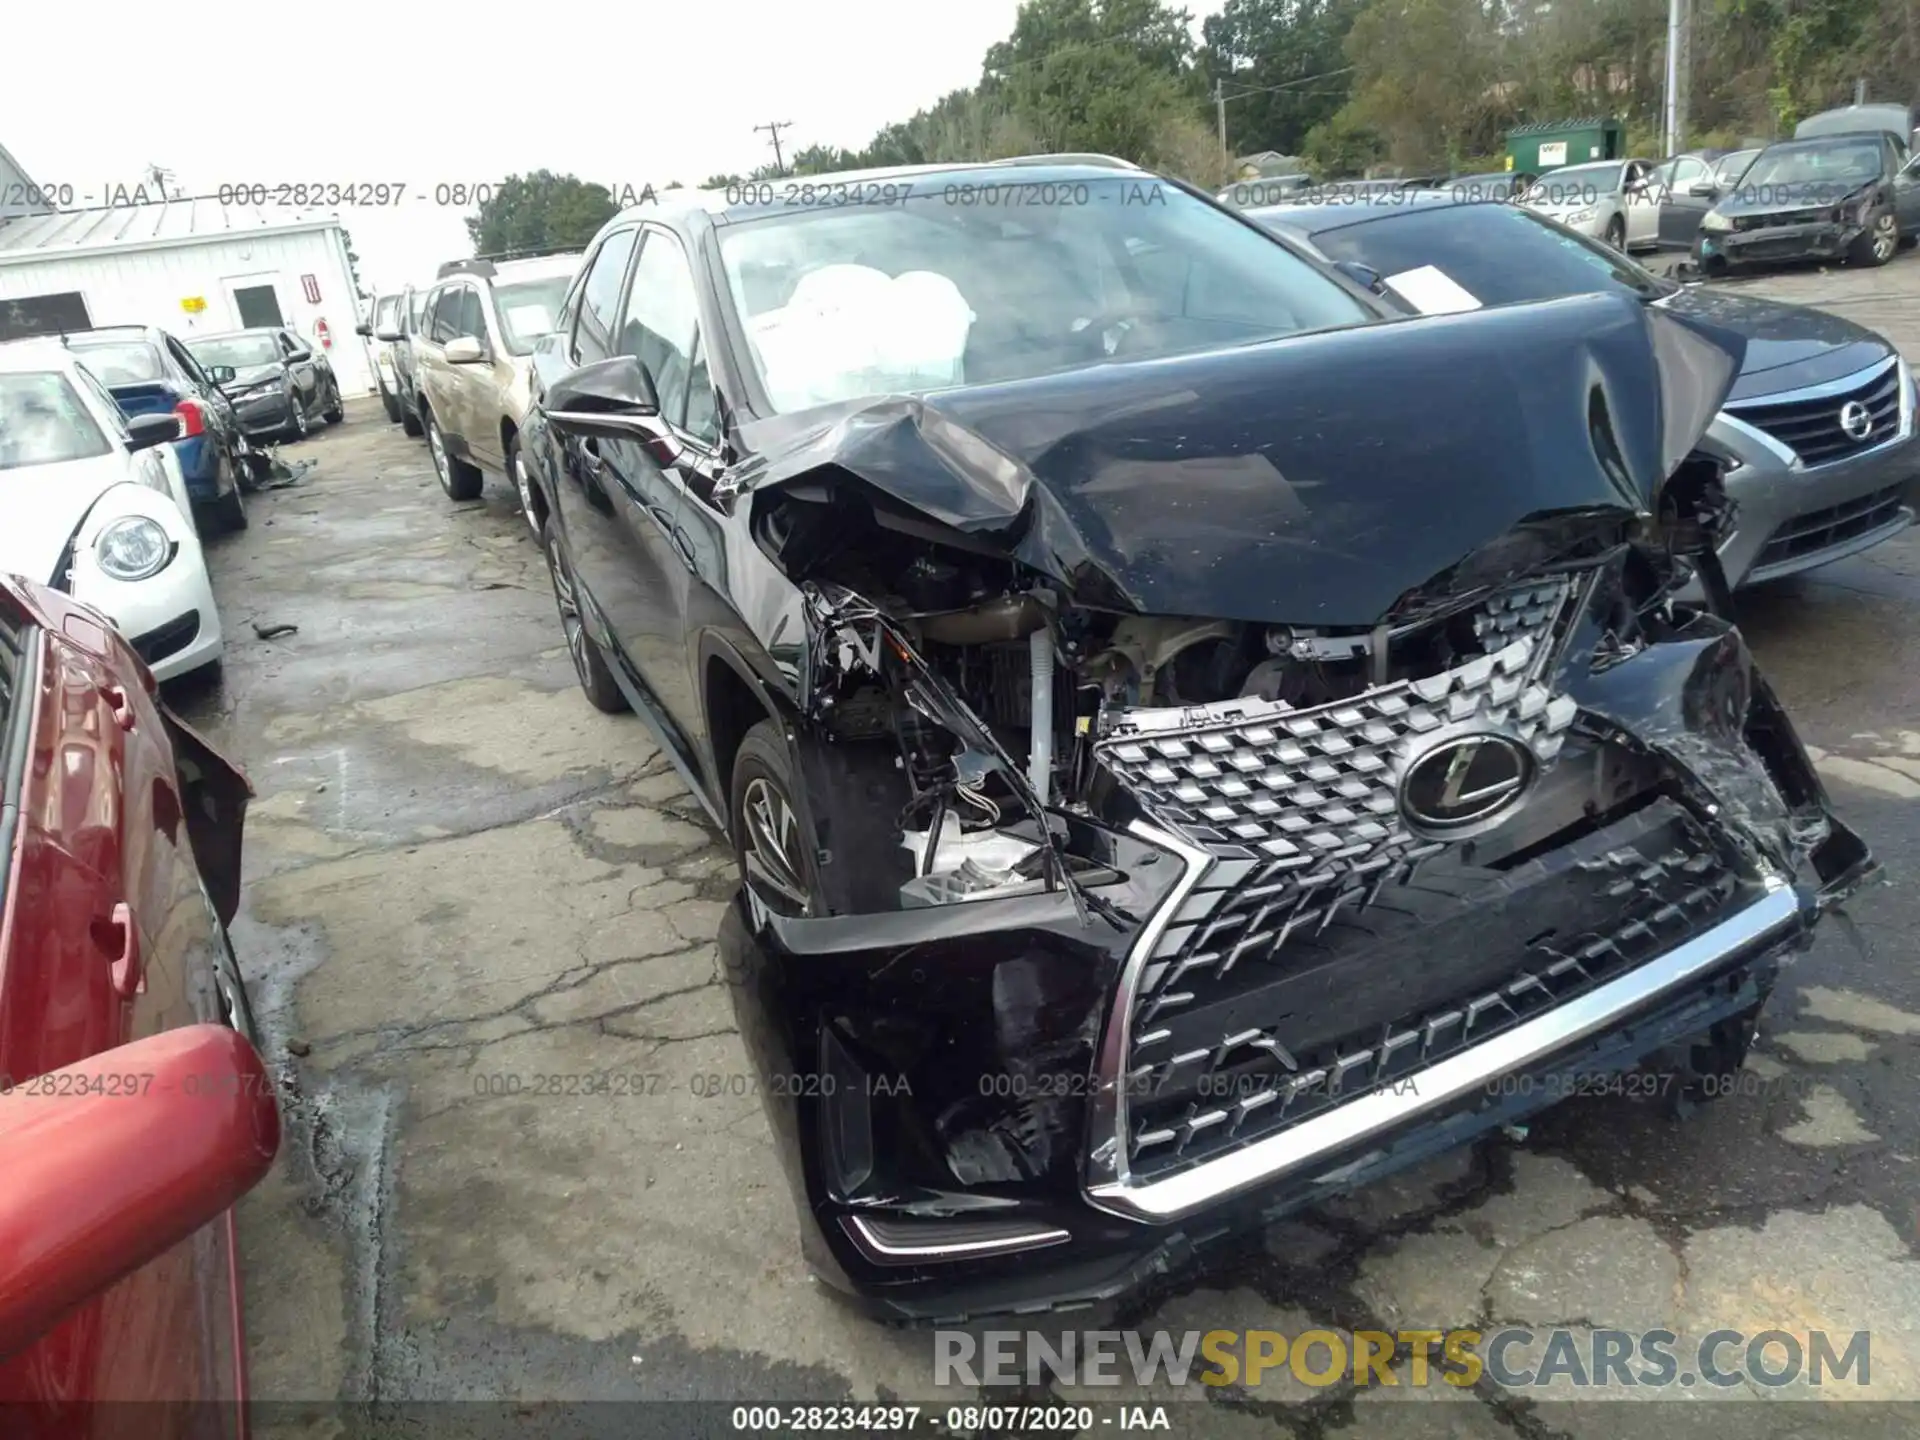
[174,255,1920,1436]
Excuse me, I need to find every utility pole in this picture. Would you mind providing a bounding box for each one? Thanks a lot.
[1214,78,1228,161]
[1662,0,1690,155]
[754,121,793,175]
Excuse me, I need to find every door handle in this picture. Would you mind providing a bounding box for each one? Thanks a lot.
[101,902,144,999]
[670,527,697,570]
[101,683,136,731]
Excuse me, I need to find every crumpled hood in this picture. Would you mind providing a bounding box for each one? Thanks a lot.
[739,291,1747,627]
[1712,178,1876,222]
[222,364,285,391]
[0,454,131,583]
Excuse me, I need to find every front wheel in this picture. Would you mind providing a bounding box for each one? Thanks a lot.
[400,394,424,437]
[1604,215,1626,250]
[426,412,483,501]
[542,526,629,714]
[323,378,344,423]
[210,479,248,534]
[1849,209,1899,267]
[729,719,821,919]
[284,392,310,441]
[508,434,542,539]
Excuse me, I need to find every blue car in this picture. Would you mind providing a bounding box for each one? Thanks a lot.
[62,325,253,532]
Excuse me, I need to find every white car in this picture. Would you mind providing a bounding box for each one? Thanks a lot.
[0,340,225,682]
[1522,159,1662,250]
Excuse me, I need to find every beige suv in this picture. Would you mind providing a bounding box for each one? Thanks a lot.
[413,253,582,529]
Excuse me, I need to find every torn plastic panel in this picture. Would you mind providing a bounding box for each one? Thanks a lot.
[735,290,1746,628]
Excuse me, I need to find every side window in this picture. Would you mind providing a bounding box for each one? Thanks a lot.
[616,231,703,435]
[458,288,485,341]
[574,228,639,364]
[1672,157,1709,188]
[428,288,459,345]
[166,336,209,386]
[72,364,130,439]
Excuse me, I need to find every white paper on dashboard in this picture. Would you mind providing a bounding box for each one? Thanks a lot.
[503,303,556,336]
[1383,265,1484,316]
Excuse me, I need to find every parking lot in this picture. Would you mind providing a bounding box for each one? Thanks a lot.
[185,256,1920,1436]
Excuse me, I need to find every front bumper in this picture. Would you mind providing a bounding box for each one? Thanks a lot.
[69,517,225,682]
[721,605,1869,1323]
[1688,358,1920,592]
[1695,219,1860,270]
[228,388,297,436]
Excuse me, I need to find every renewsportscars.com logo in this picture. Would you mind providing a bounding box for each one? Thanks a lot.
[933,1327,1874,1391]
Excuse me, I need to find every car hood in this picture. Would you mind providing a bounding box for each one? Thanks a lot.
[1658,286,1893,396]
[0,455,132,582]
[221,364,285,390]
[1712,179,1877,220]
[737,290,1747,628]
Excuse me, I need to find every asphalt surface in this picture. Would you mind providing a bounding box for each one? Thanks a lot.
[180,258,1920,1438]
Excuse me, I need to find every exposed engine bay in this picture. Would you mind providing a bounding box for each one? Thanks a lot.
[761,454,1811,918]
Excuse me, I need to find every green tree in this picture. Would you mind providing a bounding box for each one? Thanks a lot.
[1202,0,1364,159]
[1340,0,1503,169]
[700,173,746,190]
[465,171,619,256]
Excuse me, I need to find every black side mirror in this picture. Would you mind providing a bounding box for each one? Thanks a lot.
[126,413,182,451]
[1333,260,1386,294]
[286,347,313,364]
[354,322,372,337]
[543,355,663,440]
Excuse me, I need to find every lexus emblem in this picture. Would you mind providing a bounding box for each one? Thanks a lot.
[1398,732,1537,840]
[1839,400,1874,442]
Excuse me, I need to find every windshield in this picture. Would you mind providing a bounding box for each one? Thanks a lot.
[1525,163,1624,205]
[64,339,164,385]
[494,277,572,354]
[188,334,279,369]
[715,176,1374,414]
[1714,149,1760,186]
[0,372,113,471]
[1298,202,1671,314]
[1740,140,1883,190]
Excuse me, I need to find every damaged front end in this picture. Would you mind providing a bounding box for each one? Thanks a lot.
[715,291,1872,1322]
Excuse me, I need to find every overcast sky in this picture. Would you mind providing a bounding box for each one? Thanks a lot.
[5,0,1222,294]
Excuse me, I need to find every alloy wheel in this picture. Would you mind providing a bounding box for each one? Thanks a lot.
[428,419,452,494]
[514,450,540,535]
[1874,213,1898,261]
[740,776,812,915]
[545,533,595,691]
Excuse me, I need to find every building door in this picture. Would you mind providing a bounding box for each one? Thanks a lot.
[230,282,284,328]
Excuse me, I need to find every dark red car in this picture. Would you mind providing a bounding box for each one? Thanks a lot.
[0,574,275,1438]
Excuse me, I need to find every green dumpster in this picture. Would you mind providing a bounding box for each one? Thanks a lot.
[1506,118,1625,176]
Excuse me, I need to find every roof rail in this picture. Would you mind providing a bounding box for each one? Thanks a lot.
[435,257,498,281]
[990,153,1141,171]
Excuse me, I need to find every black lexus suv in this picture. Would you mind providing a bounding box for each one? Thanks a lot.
[519,157,1872,1322]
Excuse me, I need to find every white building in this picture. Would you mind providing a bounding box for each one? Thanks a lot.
[0,190,377,395]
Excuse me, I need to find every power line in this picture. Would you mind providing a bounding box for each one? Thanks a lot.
[1219,66,1356,102]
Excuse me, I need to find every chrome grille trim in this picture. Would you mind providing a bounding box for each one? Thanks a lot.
[1722,354,1911,469]
[1087,878,1801,1222]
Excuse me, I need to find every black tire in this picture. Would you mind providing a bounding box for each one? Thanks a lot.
[1604,215,1626,250]
[380,384,403,423]
[400,396,424,437]
[323,378,344,423]
[426,411,483,501]
[1848,208,1898,267]
[508,433,542,538]
[209,478,248,533]
[542,525,628,714]
[729,718,823,919]
[284,391,310,442]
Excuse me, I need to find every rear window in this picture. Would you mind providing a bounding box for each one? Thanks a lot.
[0,372,113,471]
[1302,203,1669,312]
[494,277,572,354]
[65,339,164,384]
